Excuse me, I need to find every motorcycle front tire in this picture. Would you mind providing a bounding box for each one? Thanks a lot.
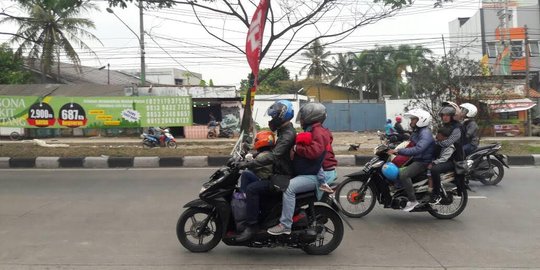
[176,207,223,253]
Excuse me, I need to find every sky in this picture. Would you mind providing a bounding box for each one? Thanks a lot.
[0,0,491,87]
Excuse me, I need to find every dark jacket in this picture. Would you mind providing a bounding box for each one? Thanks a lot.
[249,122,296,175]
[397,126,434,163]
[438,121,464,161]
[394,122,405,135]
[250,151,273,180]
[293,122,338,175]
[463,119,479,147]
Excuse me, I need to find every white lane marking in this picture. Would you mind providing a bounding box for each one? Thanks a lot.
[468,196,487,199]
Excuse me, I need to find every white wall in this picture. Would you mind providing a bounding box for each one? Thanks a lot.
[385,99,413,130]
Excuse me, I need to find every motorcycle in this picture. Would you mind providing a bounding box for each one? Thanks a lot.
[176,145,349,255]
[465,143,508,185]
[207,121,235,139]
[335,143,468,220]
[141,128,177,149]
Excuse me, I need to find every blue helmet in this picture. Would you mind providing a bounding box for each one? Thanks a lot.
[382,162,399,181]
[267,100,294,131]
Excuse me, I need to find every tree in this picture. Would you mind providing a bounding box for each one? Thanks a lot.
[208,79,214,87]
[329,53,354,87]
[299,39,333,81]
[1,0,101,80]
[0,43,32,84]
[199,79,207,86]
[407,50,483,126]
[239,66,291,94]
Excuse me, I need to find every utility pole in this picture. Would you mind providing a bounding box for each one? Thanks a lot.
[138,0,146,85]
[525,25,532,136]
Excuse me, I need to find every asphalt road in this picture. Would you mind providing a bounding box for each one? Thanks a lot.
[0,167,539,269]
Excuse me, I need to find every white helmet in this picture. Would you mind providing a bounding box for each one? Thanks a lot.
[404,108,432,128]
[459,103,478,118]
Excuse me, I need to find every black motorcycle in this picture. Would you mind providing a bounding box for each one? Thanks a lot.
[176,149,348,255]
[465,143,508,185]
[335,144,468,219]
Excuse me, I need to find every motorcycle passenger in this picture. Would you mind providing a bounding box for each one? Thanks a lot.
[267,102,337,235]
[428,125,456,204]
[387,109,434,212]
[235,100,297,242]
[385,119,395,136]
[394,116,410,141]
[238,131,276,193]
[459,103,480,156]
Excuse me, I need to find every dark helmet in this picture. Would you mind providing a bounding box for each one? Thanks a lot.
[266,100,294,131]
[297,102,326,128]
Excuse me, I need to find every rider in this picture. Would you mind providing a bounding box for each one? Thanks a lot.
[436,101,466,193]
[394,116,409,141]
[238,131,276,193]
[267,102,337,235]
[428,125,456,204]
[385,119,395,136]
[387,108,434,212]
[235,100,297,242]
[459,103,480,156]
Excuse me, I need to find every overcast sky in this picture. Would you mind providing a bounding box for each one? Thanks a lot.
[0,0,494,87]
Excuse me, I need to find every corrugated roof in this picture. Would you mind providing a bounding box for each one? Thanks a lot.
[0,84,128,97]
[24,61,143,85]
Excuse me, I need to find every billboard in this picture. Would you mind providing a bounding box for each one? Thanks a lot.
[0,96,192,128]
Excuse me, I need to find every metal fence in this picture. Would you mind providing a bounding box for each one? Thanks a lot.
[323,102,386,131]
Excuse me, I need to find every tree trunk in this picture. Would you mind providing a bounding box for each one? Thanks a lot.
[377,79,383,102]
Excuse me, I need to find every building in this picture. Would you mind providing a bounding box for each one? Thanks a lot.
[121,68,202,86]
[449,0,540,77]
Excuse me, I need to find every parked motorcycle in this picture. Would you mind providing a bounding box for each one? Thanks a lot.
[141,128,177,149]
[176,146,347,255]
[335,143,468,219]
[465,143,508,185]
[207,122,234,139]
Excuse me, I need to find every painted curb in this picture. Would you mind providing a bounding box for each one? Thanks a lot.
[83,156,108,168]
[507,155,535,166]
[133,156,160,168]
[59,157,84,168]
[183,156,208,167]
[35,157,59,168]
[533,154,540,166]
[0,157,10,168]
[336,155,356,166]
[0,155,538,168]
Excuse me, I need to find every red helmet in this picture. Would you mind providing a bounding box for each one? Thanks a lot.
[254,131,275,150]
[395,116,402,123]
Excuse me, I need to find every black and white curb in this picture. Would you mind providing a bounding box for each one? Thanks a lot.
[1,154,539,168]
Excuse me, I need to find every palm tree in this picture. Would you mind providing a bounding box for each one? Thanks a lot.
[299,40,333,101]
[329,53,354,87]
[1,0,101,81]
[391,45,432,97]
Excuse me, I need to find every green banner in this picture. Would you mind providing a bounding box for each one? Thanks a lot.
[0,96,192,128]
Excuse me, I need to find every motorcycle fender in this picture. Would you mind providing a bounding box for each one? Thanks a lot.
[183,199,212,209]
[493,154,510,168]
[343,171,369,180]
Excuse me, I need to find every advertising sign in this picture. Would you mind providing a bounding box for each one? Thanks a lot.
[0,96,192,128]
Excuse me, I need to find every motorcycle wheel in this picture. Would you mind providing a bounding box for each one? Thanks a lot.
[302,206,344,255]
[176,207,222,253]
[479,158,504,186]
[335,178,376,218]
[142,138,153,148]
[207,132,216,139]
[167,141,177,149]
[428,188,468,219]
[9,131,21,141]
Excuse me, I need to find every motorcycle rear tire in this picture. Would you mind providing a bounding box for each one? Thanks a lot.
[479,158,504,186]
[167,141,177,149]
[207,132,216,139]
[302,206,344,255]
[176,207,222,253]
[428,188,468,219]
[335,178,376,218]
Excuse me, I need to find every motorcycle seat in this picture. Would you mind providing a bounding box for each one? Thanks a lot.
[296,191,317,200]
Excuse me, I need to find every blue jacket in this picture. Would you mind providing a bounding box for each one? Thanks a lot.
[397,126,434,163]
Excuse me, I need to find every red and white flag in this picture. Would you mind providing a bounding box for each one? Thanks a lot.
[245,0,269,83]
